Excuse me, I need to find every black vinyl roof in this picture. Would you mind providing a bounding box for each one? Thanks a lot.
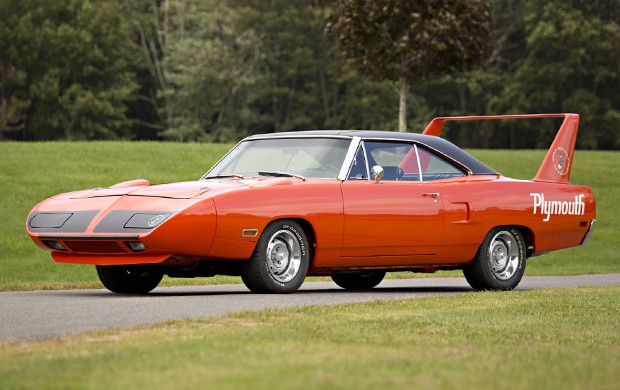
[246,130,498,175]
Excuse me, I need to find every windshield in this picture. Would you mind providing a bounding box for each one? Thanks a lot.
[205,137,351,179]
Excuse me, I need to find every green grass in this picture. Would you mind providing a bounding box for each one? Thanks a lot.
[0,142,618,291]
[1,285,618,389]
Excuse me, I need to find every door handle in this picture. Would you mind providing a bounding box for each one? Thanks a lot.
[423,193,439,203]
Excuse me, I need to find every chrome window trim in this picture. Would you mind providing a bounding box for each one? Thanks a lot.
[414,144,423,182]
[362,142,370,180]
[360,137,472,176]
[245,134,354,140]
[338,136,362,180]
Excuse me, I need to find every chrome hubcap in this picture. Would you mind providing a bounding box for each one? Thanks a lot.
[266,229,301,283]
[488,231,519,280]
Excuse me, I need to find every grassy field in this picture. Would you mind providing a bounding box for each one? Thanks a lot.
[1,285,618,389]
[0,142,618,291]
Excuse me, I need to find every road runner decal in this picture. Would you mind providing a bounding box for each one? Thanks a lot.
[530,193,585,222]
[552,147,570,176]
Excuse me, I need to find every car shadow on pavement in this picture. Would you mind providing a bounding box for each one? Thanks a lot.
[52,285,474,298]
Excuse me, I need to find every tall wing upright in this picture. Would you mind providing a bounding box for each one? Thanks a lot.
[532,114,579,184]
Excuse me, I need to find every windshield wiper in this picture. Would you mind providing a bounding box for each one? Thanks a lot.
[204,174,245,180]
[258,171,305,181]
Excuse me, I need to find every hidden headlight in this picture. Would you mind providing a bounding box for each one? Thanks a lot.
[29,213,73,229]
[124,213,171,229]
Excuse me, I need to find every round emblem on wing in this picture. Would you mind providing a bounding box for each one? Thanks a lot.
[552,147,569,176]
[147,214,167,228]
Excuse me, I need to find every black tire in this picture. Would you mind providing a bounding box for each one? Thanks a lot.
[240,220,310,293]
[463,227,526,290]
[331,271,386,290]
[96,265,163,294]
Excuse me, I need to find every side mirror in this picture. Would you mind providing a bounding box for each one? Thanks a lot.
[371,165,384,184]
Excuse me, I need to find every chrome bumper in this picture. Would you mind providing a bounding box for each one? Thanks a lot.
[581,219,597,245]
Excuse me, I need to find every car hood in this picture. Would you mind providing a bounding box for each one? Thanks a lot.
[55,180,249,200]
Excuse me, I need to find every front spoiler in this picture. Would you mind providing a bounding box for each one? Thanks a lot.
[52,251,172,266]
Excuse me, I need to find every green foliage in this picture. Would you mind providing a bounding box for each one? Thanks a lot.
[1,286,619,389]
[326,0,491,82]
[420,0,620,149]
[233,0,328,133]
[326,0,491,130]
[0,0,618,147]
[232,0,398,133]
[158,0,264,142]
[0,0,139,140]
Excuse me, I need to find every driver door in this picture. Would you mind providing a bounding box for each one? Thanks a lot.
[340,141,444,260]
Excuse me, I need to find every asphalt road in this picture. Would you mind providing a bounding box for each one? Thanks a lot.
[1,274,619,341]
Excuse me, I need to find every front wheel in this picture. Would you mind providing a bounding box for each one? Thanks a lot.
[96,265,163,294]
[331,271,386,290]
[241,220,310,293]
[463,227,526,291]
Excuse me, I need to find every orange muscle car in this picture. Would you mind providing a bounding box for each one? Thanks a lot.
[26,113,596,294]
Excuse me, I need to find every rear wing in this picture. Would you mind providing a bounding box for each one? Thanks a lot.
[422,113,580,184]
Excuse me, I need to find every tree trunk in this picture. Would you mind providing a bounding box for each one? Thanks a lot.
[398,78,409,132]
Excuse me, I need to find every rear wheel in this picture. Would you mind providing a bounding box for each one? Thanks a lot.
[331,271,386,290]
[241,220,310,293]
[96,265,163,294]
[463,227,526,290]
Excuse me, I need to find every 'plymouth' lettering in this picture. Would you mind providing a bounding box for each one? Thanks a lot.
[530,193,585,222]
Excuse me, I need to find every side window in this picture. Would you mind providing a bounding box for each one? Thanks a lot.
[416,147,465,181]
[364,141,413,181]
[347,146,368,180]
[352,141,465,181]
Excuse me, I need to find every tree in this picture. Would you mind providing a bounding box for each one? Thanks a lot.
[488,0,620,149]
[232,0,403,133]
[414,0,619,150]
[0,0,139,140]
[120,0,171,139]
[161,0,264,141]
[122,0,265,142]
[326,0,491,131]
